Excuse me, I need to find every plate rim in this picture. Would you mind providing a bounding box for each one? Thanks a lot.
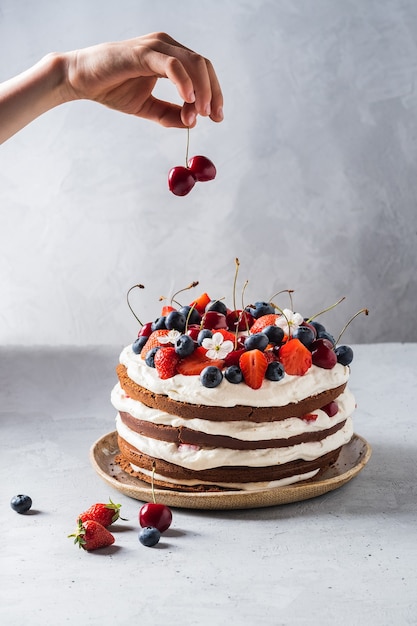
[90,431,372,510]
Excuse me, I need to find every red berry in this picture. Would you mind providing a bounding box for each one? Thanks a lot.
[78,499,123,528]
[187,155,216,182]
[250,314,280,334]
[139,503,172,533]
[138,321,153,338]
[226,309,255,331]
[201,311,228,330]
[190,292,211,314]
[69,519,115,551]
[177,346,224,376]
[168,166,196,196]
[311,341,337,369]
[239,349,268,389]
[278,338,312,376]
[154,346,180,379]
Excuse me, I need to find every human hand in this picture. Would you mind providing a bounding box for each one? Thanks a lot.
[63,32,224,128]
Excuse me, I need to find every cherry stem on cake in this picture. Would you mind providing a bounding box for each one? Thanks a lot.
[306,296,346,324]
[269,289,295,310]
[232,257,240,312]
[334,308,369,345]
[127,284,145,326]
[170,281,199,307]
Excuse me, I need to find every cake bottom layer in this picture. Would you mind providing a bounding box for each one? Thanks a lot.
[115,435,343,492]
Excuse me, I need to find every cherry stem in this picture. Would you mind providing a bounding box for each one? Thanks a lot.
[305,297,346,324]
[270,302,291,341]
[269,289,295,309]
[334,308,369,345]
[171,281,199,307]
[126,284,145,327]
[233,257,240,312]
[185,127,190,167]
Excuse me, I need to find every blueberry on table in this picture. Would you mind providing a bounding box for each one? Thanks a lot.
[10,494,32,514]
[139,526,161,547]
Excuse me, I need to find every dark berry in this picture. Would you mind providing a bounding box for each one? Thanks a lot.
[145,346,160,368]
[249,302,275,318]
[265,361,285,381]
[205,300,228,316]
[197,329,213,345]
[175,334,196,357]
[132,336,148,354]
[244,333,269,352]
[200,366,223,388]
[152,316,167,331]
[10,494,32,514]
[293,325,315,348]
[139,526,161,547]
[224,365,243,384]
[310,320,326,335]
[335,345,354,366]
[263,325,284,345]
[317,330,335,346]
[165,310,186,332]
[179,305,201,326]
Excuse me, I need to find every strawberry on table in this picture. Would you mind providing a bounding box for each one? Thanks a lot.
[78,498,123,527]
[69,519,115,551]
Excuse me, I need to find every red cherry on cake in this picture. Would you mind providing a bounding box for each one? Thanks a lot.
[226,309,255,332]
[201,311,228,330]
[168,166,196,196]
[138,321,153,338]
[187,155,216,182]
[311,338,337,369]
[139,502,172,533]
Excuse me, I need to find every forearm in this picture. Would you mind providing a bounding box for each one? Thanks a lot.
[0,52,72,144]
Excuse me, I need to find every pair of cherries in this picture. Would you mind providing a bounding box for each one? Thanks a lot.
[168,128,216,196]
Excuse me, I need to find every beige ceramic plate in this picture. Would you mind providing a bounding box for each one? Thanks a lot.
[90,431,372,510]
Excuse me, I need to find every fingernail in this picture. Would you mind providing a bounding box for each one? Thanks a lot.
[217,107,224,120]
[187,91,195,103]
[187,111,196,126]
[204,103,211,116]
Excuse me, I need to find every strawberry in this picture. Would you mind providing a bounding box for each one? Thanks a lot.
[161,304,176,316]
[177,346,224,376]
[239,349,268,389]
[278,338,312,376]
[78,498,123,527]
[214,328,237,344]
[69,519,115,551]
[250,314,279,334]
[154,346,180,379]
[302,413,318,422]
[140,329,170,358]
[224,347,246,367]
[190,292,211,314]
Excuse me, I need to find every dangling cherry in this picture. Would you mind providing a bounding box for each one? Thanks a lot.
[188,155,216,182]
[168,166,196,196]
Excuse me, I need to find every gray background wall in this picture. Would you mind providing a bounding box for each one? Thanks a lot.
[1,0,416,346]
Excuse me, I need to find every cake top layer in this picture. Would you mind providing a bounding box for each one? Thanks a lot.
[123,278,363,397]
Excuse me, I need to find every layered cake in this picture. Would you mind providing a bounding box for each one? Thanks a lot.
[112,283,362,492]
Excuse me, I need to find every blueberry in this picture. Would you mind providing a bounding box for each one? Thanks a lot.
[205,300,228,316]
[293,325,315,348]
[263,325,284,345]
[317,330,335,346]
[200,366,223,388]
[152,316,166,331]
[10,494,32,514]
[244,333,269,352]
[179,305,201,326]
[251,301,275,318]
[165,311,186,332]
[265,361,285,381]
[132,336,148,354]
[197,329,213,345]
[139,526,161,547]
[310,320,326,335]
[145,346,160,367]
[224,365,243,384]
[175,334,195,358]
[335,345,354,366]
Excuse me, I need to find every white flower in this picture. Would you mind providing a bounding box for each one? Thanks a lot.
[159,329,181,344]
[202,332,234,359]
[275,309,304,336]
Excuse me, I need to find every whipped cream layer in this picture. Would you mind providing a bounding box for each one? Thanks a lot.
[116,413,353,470]
[112,382,355,441]
[131,464,320,491]
[119,345,350,408]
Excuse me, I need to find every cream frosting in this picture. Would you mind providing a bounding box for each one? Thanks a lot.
[111,382,355,440]
[119,345,350,408]
[115,413,353,470]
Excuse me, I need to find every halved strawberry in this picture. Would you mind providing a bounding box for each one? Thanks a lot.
[161,305,176,316]
[250,314,279,334]
[214,328,238,344]
[278,338,312,376]
[140,329,170,358]
[190,292,211,314]
[302,413,318,422]
[154,347,180,379]
[239,349,268,389]
[177,346,224,376]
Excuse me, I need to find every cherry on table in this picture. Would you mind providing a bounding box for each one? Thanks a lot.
[139,502,172,533]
